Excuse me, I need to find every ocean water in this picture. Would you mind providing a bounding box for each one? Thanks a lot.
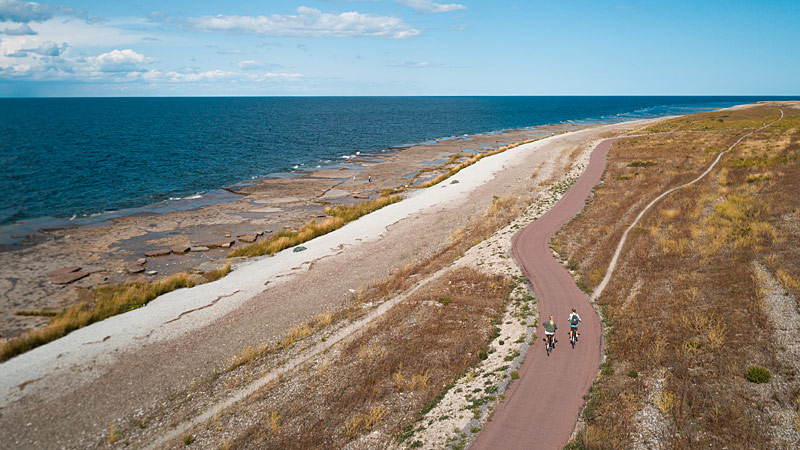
[0,96,794,242]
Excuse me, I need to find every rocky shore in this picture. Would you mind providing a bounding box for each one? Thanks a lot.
[0,123,583,342]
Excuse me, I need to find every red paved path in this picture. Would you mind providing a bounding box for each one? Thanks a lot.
[472,138,616,450]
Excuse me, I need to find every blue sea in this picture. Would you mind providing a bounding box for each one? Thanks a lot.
[0,96,795,244]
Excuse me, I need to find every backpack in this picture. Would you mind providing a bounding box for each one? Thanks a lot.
[570,314,579,326]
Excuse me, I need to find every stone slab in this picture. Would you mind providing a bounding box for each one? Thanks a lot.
[48,266,81,277]
[144,248,171,257]
[51,270,89,285]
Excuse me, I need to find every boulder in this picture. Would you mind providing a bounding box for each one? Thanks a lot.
[49,266,81,277]
[51,270,89,285]
[171,246,191,254]
[190,246,210,252]
[126,263,145,274]
[237,234,258,243]
[144,248,171,257]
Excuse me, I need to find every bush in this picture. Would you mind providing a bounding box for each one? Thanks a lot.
[745,365,771,383]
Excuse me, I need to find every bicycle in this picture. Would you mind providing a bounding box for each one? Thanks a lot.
[544,333,556,356]
[569,327,578,349]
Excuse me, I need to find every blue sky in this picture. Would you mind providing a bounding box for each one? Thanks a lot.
[0,0,798,96]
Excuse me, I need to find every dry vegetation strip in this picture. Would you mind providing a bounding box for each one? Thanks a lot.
[186,267,512,449]
[555,105,800,449]
[228,195,401,258]
[0,272,197,362]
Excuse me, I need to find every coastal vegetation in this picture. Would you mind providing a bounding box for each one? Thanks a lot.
[188,268,512,449]
[228,195,401,258]
[1,273,196,362]
[556,105,800,448]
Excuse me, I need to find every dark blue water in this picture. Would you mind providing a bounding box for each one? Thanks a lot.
[0,96,795,241]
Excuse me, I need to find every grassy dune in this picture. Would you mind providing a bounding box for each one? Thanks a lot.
[555,104,800,448]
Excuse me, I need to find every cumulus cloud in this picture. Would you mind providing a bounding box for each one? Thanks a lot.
[3,23,37,35]
[88,49,153,72]
[179,6,420,39]
[397,0,466,13]
[0,0,100,24]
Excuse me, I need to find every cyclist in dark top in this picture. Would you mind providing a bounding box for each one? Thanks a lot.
[568,308,582,341]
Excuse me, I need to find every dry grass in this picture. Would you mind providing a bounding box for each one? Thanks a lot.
[416,139,537,188]
[229,195,401,258]
[203,263,232,283]
[202,267,512,449]
[0,273,196,362]
[560,105,800,448]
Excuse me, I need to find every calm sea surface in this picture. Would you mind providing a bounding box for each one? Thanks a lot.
[0,96,795,241]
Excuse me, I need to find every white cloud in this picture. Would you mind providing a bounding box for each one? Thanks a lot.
[397,0,466,13]
[88,49,152,72]
[0,0,100,24]
[390,60,431,68]
[3,23,37,35]
[182,6,420,39]
[6,40,66,57]
[238,59,263,70]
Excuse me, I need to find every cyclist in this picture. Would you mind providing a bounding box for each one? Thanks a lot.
[568,308,582,342]
[543,315,557,348]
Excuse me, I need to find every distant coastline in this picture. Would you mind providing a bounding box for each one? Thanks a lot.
[1,96,795,246]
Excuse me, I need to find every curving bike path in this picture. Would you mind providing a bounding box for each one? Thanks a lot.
[471,138,615,450]
[473,109,785,449]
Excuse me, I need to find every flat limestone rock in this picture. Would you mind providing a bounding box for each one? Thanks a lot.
[237,234,258,243]
[126,263,145,274]
[248,207,282,213]
[171,246,191,254]
[353,194,369,199]
[146,270,158,276]
[190,246,209,252]
[137,258,147,265]
[49,266,81,277]
[200,240,235,249]
[51,270,89,285]
[144,248,171,257]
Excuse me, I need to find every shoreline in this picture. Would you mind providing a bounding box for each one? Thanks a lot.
[0,99,748,249]
[0,122,586,341]
[0,115,669,448]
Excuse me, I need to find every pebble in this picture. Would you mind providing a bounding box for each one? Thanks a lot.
[146,270,158,276]
[137,258,147,265]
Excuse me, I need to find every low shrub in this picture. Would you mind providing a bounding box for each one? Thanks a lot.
[745,365,771,383]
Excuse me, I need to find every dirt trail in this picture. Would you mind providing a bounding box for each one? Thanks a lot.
[471,139,614,449]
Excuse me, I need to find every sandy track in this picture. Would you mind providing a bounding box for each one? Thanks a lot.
[471,139,614,449]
